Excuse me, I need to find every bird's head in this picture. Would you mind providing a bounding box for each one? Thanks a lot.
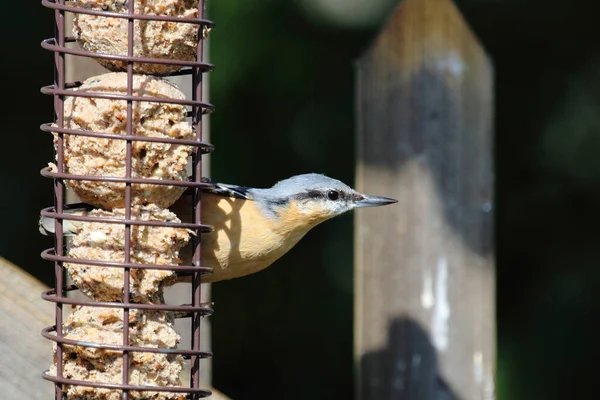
[251,173,397,229]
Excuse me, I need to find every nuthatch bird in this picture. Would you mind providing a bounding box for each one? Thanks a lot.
[40,173,397,282]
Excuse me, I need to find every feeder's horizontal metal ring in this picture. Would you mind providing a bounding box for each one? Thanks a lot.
[40,84,214,114]
[40,167,213,189]
[42,372,212,396]
[55,67,199,89]
[42,288,214,315]
[41,249,213,274]
[163,67,197,77]
[42,38,215,70]
[60,75,210,94]
[40,82,215,112]
[42,0,215,26]
[42,326,213,358]
[41,207,214,232]
[41,248,212,273]
[41,206,213,232]
[46,80,213,116]
[41,123,215,151]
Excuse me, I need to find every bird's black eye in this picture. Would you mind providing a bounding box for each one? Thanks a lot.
[327,190,339,200]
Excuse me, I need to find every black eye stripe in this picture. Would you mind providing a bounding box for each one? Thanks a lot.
[307,190,324,199]
[292,189,354,202]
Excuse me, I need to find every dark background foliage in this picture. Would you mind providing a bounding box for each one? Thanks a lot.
[1,0,599,398]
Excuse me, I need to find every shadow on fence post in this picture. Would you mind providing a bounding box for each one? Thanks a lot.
[354,0,495,399]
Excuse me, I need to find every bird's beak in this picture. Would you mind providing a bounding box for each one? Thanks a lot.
[355,194,398,208]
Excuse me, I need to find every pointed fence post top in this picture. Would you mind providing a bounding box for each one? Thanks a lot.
[358,0,491,82]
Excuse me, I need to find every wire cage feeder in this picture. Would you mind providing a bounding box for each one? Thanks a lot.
[39,1,215,398]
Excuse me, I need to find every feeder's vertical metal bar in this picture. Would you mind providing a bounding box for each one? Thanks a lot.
[122,1,135,399]
[53,1,66,399]
[191,1,206,397]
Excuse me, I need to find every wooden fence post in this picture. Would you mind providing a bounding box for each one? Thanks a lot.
[354,0,495,399]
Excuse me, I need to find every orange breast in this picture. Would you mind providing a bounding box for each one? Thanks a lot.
[199,194,309,282]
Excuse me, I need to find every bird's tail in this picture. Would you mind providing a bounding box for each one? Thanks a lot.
[204,182,252,200]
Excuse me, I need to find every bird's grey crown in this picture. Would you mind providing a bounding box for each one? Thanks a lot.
[249,173,354,201]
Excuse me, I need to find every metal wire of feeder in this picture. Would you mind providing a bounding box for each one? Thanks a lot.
[39,1,215,398]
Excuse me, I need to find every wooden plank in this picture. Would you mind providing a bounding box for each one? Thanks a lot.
[0,257,231,399]
[0,257,54,400]
[354,0,495,399]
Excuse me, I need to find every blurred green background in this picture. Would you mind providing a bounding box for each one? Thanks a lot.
[1,0,599,399]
